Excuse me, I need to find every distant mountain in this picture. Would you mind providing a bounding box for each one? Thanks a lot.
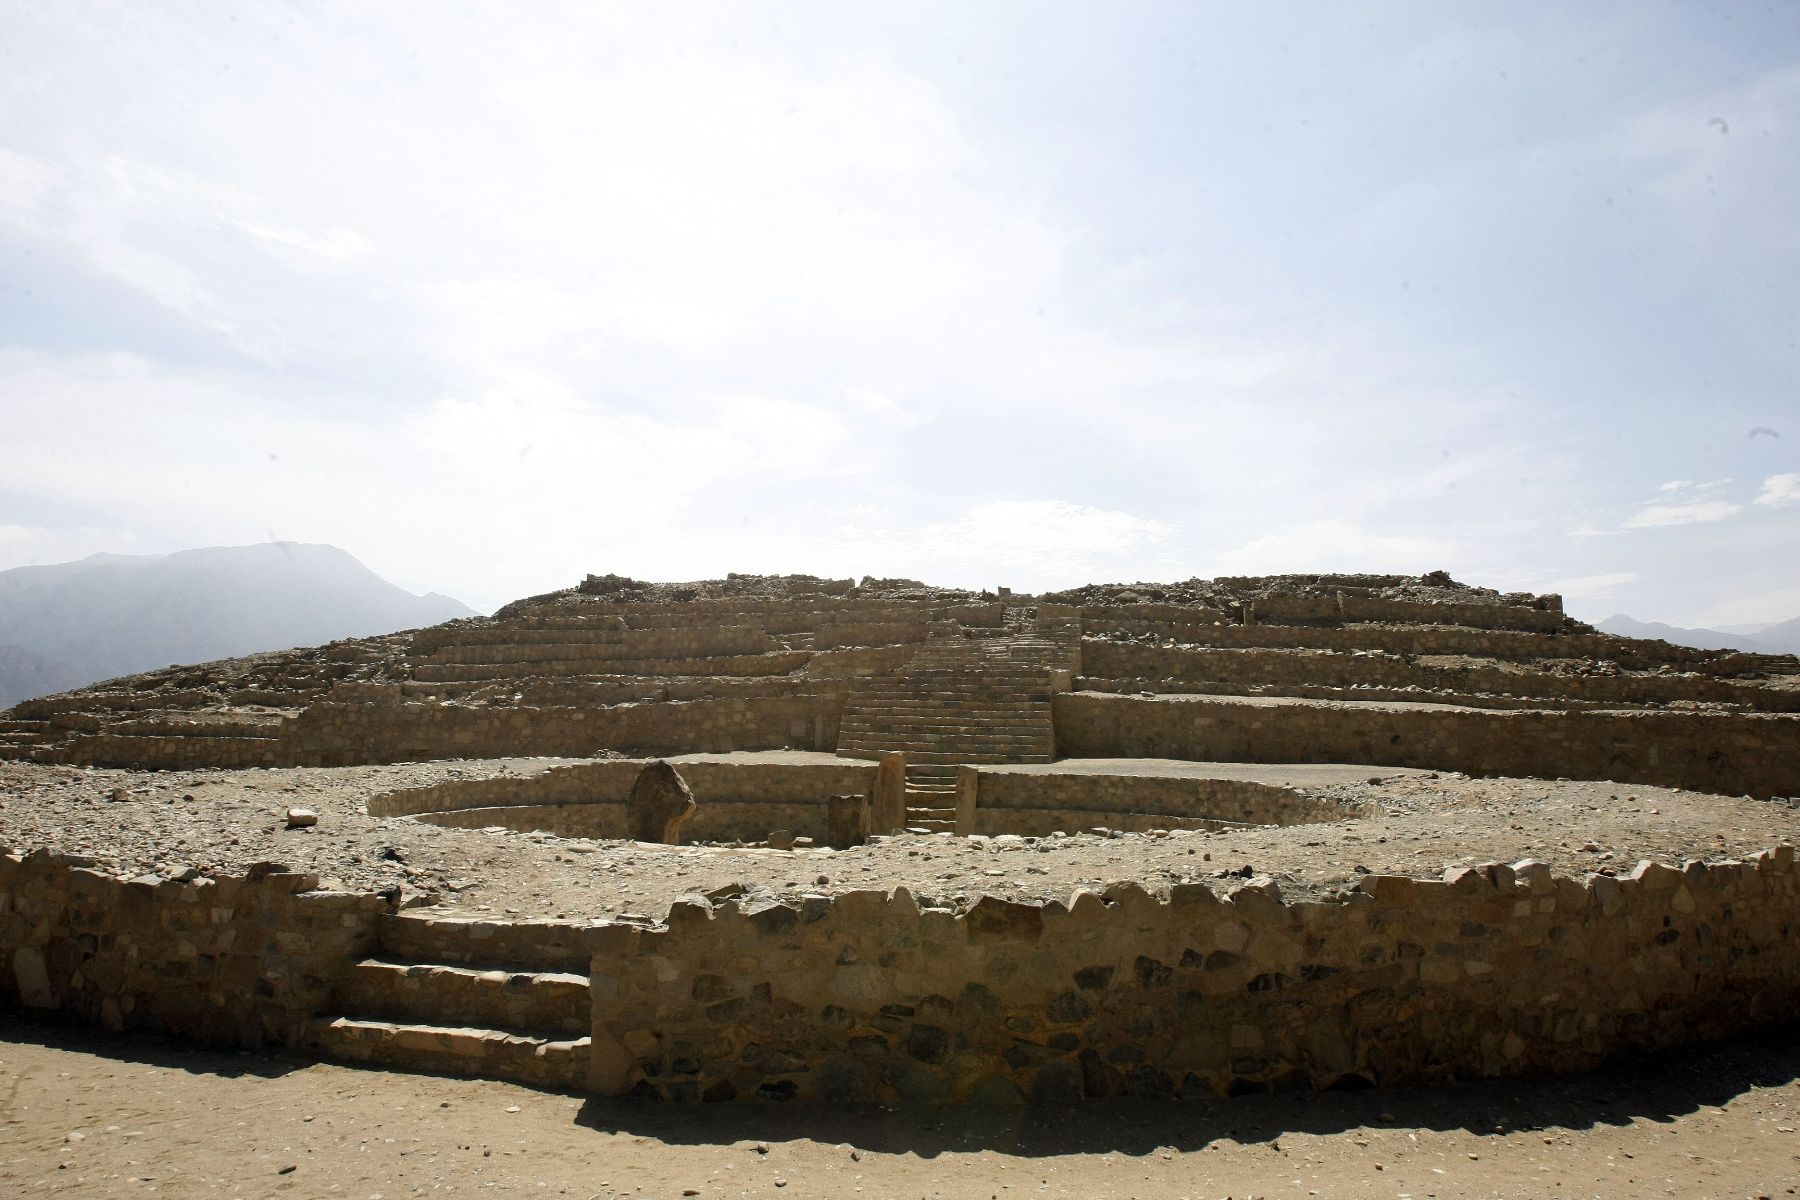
[0,542,475,705]
[0,644,87,709]
[1750,615,1800,656]
[1598,613,1800,657]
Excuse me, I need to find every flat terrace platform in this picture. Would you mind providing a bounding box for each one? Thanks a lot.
[1,755,1790,921]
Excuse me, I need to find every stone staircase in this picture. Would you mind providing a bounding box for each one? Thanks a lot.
[305,912,592,1091]
[839,620,1077,831]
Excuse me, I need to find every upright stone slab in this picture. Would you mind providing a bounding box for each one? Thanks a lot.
[873,752,906,834]
[626,760,697,844]
[827,794,870,849]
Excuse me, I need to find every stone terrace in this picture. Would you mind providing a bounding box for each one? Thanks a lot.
[3,570,1795,799]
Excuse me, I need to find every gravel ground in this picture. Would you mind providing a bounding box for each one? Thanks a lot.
[6,1011,1800,1198]
[3,758,1796,921]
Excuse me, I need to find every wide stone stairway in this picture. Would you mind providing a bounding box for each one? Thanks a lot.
[305,912,593,1090]
[838,620,1078,832]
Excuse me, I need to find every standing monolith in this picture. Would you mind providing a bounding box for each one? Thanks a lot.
[873,751,906,834]
[627,760,697,844]
[827,793,871,849]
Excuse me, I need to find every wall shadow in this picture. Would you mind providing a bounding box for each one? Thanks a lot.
[0,1010,311,1082]
[572,1022,1800,1159]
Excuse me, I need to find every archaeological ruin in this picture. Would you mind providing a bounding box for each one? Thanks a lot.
[2,571,1798,1103]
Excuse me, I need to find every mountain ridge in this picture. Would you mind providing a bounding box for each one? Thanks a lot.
[0,542,475,706]
[1598,612,1800,657]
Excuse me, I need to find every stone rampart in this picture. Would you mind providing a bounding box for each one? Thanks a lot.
[0,850,388,1047]
[1054,692,1800,799]
[586,847,1800,1103]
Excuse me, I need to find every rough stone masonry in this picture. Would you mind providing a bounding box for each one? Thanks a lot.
[1,570,1796,1101]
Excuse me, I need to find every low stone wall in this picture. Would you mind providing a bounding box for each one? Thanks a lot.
[418,625,778,662]
[1248,593,1566,632]
[1079,623,1715,670]
[814,622,930,649]
[0,850,388,1047]
[372,755,877,843]
[1053,692,1800,799]
[293,696,839,766]
[1084,643,1798,711]
[410,650,815,682]
[41,694,844,771]
[587,847,1800,1103]
[7,838,1800,1107]
[966,767,1352,836]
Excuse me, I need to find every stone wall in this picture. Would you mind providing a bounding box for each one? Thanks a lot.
[1054,692,1800,799]
[1244,593,1566,632]
[1084,643,1799,711]
[371,756,877,843]
[586,847,1800,1103]
[0,850,388,1047]
[966,767,1353,836]
[42,694,845,771]
[1079,624,1713,669]
[7,838,1800,1106]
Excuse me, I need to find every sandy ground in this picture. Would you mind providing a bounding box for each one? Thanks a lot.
[2,759,1796,921]
[3,1012,1800,1199]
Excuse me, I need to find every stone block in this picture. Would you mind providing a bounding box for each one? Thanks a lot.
[626,760,697,844]
[826,794,870,850]
[964,897,1044,944]
[873,752,906,834]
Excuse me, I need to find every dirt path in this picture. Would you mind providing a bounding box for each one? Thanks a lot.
[3,1014,1799,1199]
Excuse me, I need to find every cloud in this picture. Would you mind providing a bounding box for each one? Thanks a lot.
[1756,473,1800,508]
[1543,571,1638,603]
[1217,521,1449,576]
[1621,500,1743,529]
[827,501,1176,591]
[1619,479,1744,529]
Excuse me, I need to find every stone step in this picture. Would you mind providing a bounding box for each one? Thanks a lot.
[377,913,593,973]
[901,751,1054,765]
[305,1017,589,1091]
[844,716,1050,728]
[905,818,956,833]
[840,708,1050,721]
[838,737,1051,750]
[337,958,589,1036]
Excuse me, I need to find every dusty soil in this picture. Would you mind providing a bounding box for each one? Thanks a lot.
[2,759,1795,921]
[4,1012,1800,1199]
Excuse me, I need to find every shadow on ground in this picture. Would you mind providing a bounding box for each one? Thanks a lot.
[0,1010,312,1083]
[7,1009,1799,1160]
[572,1024,1800,1158]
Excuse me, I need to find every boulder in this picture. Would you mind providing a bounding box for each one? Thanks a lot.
[626,760,697,844]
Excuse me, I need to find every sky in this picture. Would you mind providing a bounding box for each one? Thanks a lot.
[0,2,1796,625]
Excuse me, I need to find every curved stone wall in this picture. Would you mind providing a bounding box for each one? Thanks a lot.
[7,843,1799,1105]
[586,848,1800,1103]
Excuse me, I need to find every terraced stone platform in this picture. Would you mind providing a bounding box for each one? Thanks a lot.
[3,569,1799,1103]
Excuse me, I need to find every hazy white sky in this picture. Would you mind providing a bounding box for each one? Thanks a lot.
[1,1,1796,623]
